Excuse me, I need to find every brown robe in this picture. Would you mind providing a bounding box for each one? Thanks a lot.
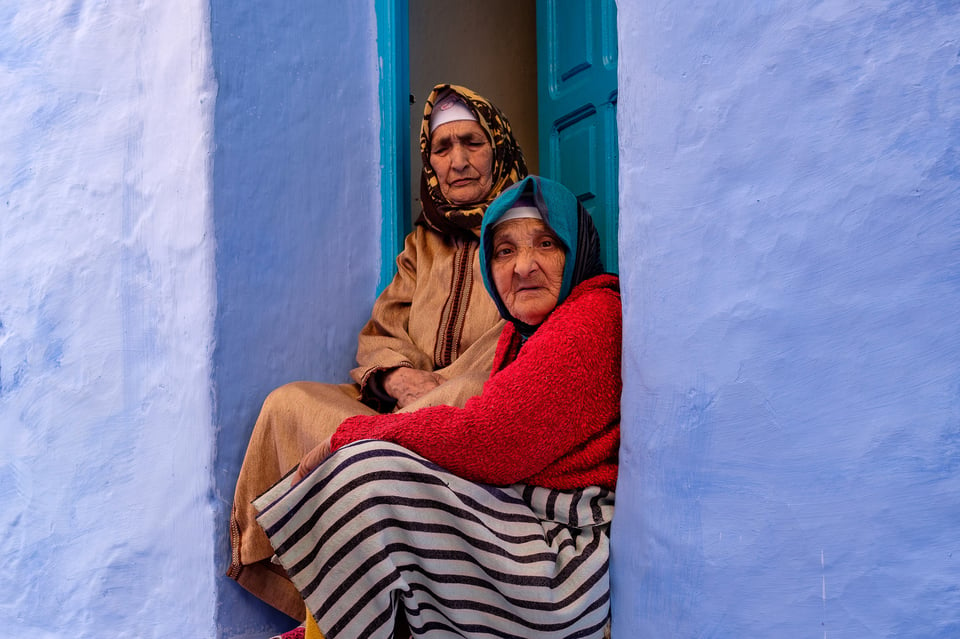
[228,224,504,620]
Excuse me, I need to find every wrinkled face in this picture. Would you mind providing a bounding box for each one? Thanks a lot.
[491,218,566,326]
[429,120,494,205]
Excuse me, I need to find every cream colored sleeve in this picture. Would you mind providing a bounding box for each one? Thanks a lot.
[350,230,432,389]
[398,318,505,411]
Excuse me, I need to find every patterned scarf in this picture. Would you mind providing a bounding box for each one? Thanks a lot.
[418,84,528,239]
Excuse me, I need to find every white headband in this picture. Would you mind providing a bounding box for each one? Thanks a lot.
[495,205,542,225]
[429,94,478,132]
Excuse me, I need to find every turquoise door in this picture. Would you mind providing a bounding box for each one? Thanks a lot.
[537,0,619,272]
[376,0,618,285]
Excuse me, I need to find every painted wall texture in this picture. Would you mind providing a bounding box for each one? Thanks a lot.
[613,1,960,636]
[208,1,381,636]
[1,1,382,637]
[0,2,218,638]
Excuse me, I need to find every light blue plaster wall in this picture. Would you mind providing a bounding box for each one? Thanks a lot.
[208,2,382,636]
[613,1,960,636]
[0,2,217,637]
[5,1,958,637]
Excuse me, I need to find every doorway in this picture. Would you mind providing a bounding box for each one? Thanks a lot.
[408,0,539,224]
[376,0,618,287]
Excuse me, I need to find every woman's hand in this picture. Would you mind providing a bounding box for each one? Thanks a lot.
[383,367,443,408]
[293,436,333,485]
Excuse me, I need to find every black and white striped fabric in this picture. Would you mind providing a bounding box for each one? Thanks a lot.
[254,440,615,639]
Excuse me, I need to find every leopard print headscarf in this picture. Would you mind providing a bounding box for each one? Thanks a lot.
[418,84,528,238]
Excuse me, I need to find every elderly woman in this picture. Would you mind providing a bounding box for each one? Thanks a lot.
[255,175,622,639]
[229,84,528,620]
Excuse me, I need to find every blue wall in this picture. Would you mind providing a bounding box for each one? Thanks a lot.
[1,3,219,637]
[613,1,960,636]
[209,1,381,636]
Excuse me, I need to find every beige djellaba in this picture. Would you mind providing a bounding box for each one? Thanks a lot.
[227,223,504,620]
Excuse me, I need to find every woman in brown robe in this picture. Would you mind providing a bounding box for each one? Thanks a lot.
[228,84,527,621]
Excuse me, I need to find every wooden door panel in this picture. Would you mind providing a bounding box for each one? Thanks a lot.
[538,0,619,272]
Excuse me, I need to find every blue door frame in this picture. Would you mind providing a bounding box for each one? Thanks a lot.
[375,0,410,292]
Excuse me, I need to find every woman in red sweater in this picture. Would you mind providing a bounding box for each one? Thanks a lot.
[255,176,621,639]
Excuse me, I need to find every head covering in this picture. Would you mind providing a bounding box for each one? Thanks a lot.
[494,196,542,224]
[480,175,604,334]
[429,94,478,131]
[419,84,528,239]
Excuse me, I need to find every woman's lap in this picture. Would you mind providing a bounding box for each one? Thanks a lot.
[255,440,614,638]
[229,381,376,618]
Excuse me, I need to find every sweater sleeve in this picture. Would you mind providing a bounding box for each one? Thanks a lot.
[331,279,622,487]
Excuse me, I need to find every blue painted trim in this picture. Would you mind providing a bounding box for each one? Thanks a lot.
[376,0,410,293]
[535,0,553,173]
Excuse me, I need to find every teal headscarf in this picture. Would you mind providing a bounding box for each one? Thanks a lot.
[480,176,604,335]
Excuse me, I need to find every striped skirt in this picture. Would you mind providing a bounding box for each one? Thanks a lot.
[254,440,615,639]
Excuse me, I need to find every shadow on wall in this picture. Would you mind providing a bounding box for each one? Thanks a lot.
[209,1,381,636]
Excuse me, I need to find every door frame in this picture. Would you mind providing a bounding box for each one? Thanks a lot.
[376,0,618,287]
[375,0,410,292]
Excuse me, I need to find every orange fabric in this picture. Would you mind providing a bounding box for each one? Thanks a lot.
[305,610,324,639]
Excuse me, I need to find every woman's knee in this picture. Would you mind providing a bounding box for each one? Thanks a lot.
[262,381,314,411]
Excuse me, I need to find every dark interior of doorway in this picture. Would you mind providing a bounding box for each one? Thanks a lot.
[407,0,539,225]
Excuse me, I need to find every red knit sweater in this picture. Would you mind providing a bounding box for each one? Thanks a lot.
[331,274,622,490]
